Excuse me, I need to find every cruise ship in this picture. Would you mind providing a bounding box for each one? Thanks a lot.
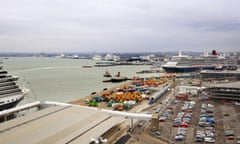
[104,54,121,61]
[162,50,238,73]
[92,54,103,61]
[0,64,26,111]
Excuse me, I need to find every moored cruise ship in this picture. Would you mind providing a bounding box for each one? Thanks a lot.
[162,50,238,73]
[0,64,27,111]
[104,54,121,61]
[92,54,103,61]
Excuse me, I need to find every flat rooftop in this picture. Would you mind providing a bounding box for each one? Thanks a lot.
[200,70,240,74]
[0,105,124,144]
[215,81,240,89]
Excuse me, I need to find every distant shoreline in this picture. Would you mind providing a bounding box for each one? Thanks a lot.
[1,51,239,58]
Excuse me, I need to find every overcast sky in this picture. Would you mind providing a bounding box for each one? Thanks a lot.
[0,0,240,53]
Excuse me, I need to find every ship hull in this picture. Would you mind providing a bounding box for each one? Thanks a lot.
[0,97,24,111]
[162,66,200,73]
[162,65,220,73]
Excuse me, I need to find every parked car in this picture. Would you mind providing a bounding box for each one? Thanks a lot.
[206,110,213,113]
[225,130,234,136]
[204,137,215,143]
[227,136,234,140]
[175,135,184,141]
[159,117,167,122]
[180,123,189,128]
[195,137,204,142]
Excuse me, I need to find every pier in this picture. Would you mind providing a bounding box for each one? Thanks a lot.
[0,101,41,122]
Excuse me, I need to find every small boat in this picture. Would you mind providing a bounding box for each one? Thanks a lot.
[103,70,112,77]
[110,76,128,82]
[91,92,97,95]
[102,77,128,83]
[94,61,118,67]
[102,72,130,83]
[136,69,162,74]
[82,66,93,68]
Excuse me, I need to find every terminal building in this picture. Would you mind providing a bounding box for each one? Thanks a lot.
[204,81,240,101]
[177,86,201,96]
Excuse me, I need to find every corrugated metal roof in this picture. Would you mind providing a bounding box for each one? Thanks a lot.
[0,105,124,144]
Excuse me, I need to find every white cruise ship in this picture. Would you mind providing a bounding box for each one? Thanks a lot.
[162,50,238,73]
[92,54,103,61]
[104,54,121,61]
[0,64,27,111]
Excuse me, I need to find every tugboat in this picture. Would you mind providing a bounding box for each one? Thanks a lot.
[103,72,129,83]
[103,70,112,77]
[0,64,27,111]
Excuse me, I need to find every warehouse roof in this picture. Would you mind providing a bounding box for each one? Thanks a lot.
[0,105,124,144]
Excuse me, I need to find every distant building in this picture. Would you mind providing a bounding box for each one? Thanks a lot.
[177,86,201,96]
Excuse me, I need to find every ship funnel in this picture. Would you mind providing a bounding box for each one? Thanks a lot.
[212,50,218,56]
[178,51,182,56]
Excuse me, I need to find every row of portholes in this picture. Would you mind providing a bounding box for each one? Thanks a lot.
[6,98,18,103]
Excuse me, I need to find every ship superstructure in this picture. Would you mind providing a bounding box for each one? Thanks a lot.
[0,64,26,110]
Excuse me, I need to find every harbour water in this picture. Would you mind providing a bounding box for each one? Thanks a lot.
[2,57,151,104]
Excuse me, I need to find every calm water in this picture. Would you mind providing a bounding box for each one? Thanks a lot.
[2,57,151,104]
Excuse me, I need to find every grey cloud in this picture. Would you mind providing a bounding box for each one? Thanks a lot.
[0,0,240,52]
[189,21,240,32]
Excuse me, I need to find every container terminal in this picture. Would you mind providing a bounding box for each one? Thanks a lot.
[0,71,240,144]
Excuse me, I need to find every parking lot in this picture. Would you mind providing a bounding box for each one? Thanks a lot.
[157,95,240,144]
